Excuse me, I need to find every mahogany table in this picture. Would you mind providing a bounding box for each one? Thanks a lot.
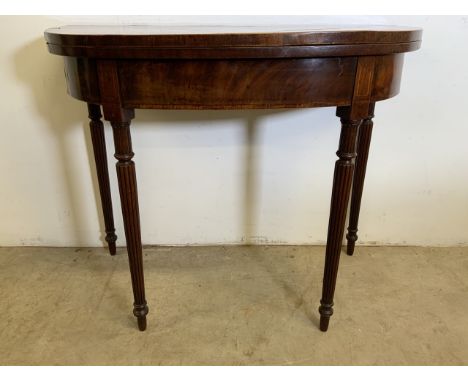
[44,25,422,332]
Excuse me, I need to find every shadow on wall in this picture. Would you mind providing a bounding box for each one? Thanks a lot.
[135,109,280,245]
[13,37,330,248]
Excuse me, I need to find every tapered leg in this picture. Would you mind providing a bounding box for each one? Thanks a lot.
[319,107,360,332]
[111,116,148,331]
[346,103,375,256]
[88,103,117,255]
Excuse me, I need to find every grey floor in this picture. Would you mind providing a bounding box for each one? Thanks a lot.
[0,245,467,365]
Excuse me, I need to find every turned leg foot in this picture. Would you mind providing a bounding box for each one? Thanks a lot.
[134,302,149,331]
[346,103,375,256]
[108,241,117,256]
[137,317,147,331]
[318,107,360,331]
[318,301,334,331]
[346,230,358,256]
[88,103,117,255]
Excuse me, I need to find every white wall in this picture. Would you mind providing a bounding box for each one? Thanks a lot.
[0,15,467,247]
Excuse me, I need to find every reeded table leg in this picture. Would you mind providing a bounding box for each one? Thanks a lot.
[319,107,360,332]
[346,103,375,256]
[110,113,148,331]
[88,103,117,255]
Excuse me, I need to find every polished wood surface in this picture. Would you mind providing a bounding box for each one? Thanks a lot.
[44,24,422,39]
[45,25,422,59]
[87,104,117,255]
[61,54,405,109]
[44,25,421,332]
[118,57,357,109]
[319,106,360,331]
[347,103,375,256]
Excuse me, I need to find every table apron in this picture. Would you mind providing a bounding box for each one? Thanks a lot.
[63,54,403,109]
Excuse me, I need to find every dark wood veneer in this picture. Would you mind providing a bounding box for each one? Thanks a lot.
[44,25,422,332]
[118,57,357,109]
[87,104,117,255]
[44,25,422,47]
[347,103,375,256]
[62,54,404,108]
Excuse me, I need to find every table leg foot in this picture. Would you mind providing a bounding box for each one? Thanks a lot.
[346,232,357,256]
[137,316,147,331]
[107,238,117,256]
[319,301,333,332]
[134,302,149,331]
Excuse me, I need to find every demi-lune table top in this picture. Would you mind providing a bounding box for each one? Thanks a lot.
[44,25,422,59]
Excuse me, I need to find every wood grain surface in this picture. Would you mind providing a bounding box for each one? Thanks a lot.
[45,25,422,59]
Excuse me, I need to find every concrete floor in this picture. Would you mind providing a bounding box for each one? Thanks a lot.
[0,245,467,365]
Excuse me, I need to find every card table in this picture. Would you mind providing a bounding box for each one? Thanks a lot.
[44,25,422,331]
